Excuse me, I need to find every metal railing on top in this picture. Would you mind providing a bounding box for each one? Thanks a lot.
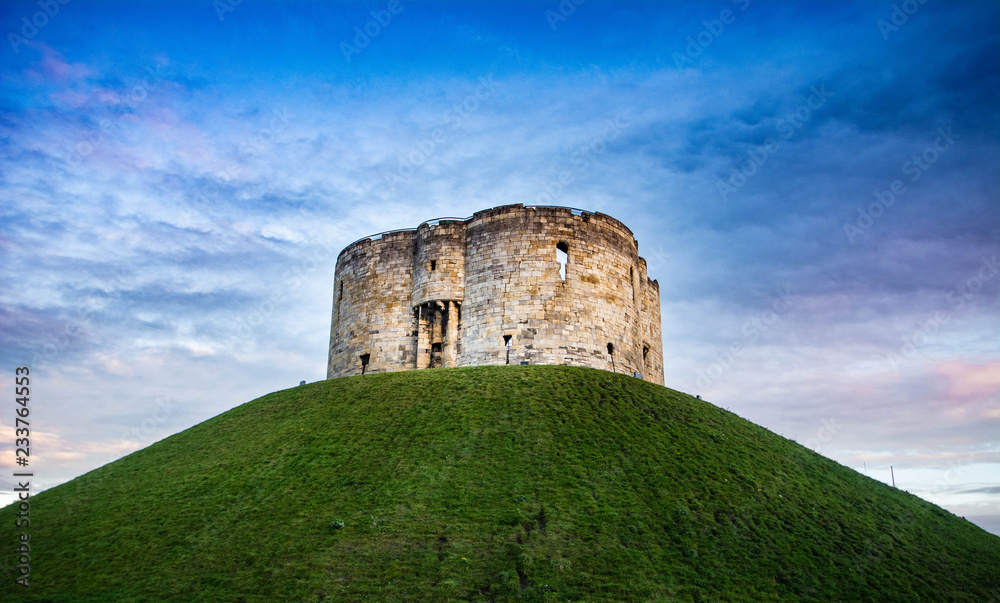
[341,205,596,250]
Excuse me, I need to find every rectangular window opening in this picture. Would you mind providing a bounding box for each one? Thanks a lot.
[556,242,569,281]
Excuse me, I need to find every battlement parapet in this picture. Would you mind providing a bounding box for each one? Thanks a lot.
[327,205,663,384]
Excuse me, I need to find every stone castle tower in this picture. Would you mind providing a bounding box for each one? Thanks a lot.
[327,204,663,384]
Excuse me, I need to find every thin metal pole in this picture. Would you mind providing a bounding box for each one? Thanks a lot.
[890,465,895,488]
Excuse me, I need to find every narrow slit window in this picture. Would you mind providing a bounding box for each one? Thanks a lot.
[336,281,345,322]
[359,353,370,375]
[503,335,512,365]
[556,242,569,281]
[430,260,437,271]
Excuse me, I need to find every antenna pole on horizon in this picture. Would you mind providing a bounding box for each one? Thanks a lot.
[891,465,895,488]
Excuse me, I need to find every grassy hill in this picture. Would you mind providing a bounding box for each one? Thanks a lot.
[2,365,998,602]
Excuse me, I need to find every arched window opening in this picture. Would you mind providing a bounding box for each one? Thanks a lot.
[503,334,512,365]
[556,242,569,281]
[359,353,370,375]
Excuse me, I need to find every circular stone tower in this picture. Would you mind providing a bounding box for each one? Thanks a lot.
[327,205,663,384]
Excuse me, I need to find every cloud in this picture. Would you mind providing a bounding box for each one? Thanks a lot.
[957,486,1000,495]
[0,0,997,523]
[931,361,1000,405]
[23,42,93,83]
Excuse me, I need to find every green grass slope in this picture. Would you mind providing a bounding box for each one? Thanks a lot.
[2,366,999,602]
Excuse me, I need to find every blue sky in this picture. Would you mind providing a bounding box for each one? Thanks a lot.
[1,0,998,533]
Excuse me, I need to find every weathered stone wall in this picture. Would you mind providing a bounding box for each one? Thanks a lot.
[413,220,466,307]
[327,205,664,384]
[637,257,664,381]
[327,231,416,378]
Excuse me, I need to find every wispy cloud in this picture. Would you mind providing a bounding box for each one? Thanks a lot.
[0,0,997,528]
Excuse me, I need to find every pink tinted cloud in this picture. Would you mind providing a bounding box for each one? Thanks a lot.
[49,89,89,108]
[42,51,90,81]
[95,89,122,105]
[136,107,217,165]
[26,42,92,83]
[24,43,96,108]
[933,361,1000,405]
[145,107,181,136]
